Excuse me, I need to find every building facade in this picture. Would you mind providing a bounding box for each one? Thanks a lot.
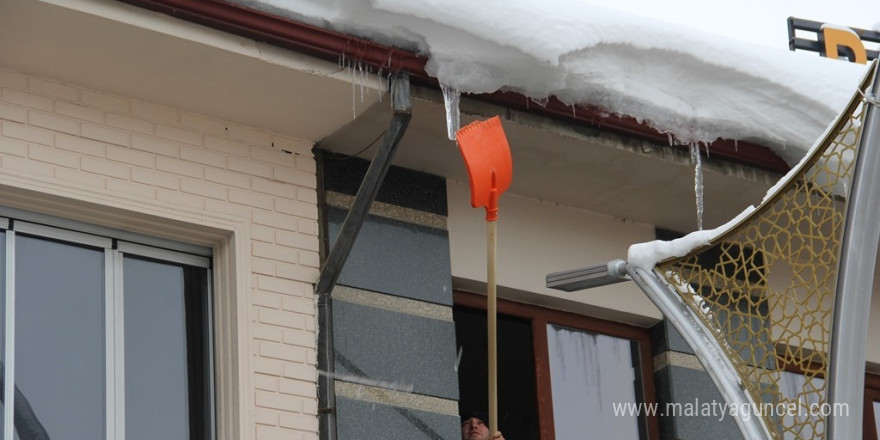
[2,1,880,439]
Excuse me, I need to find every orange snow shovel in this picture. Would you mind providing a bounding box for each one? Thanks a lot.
[455,116,513,436]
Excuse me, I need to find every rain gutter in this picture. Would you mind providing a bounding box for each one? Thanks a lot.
[117,0,791,174]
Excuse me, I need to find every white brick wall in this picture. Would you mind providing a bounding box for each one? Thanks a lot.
[0,68,320,440]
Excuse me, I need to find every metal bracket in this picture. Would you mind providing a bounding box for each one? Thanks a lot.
[315,72,412,294]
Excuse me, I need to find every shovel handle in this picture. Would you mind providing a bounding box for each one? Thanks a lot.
[487,220,498,435]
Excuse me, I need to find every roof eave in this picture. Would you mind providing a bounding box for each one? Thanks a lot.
[117,0,790,173]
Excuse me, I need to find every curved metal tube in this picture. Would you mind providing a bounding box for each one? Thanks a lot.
[626,264,773,440]
[826,62,880,440]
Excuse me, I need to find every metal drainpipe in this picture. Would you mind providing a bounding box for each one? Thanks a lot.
[316,289,337,440]
[315,72,413,440]
[315,148,337,440]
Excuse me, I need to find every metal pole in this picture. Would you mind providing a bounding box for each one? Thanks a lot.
[826,62,880,440]
[3,232,14,440]
[626,264,773,440]
[316,290,337,440]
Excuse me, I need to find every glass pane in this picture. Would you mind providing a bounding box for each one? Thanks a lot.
[776,371,823,440]
[547,324,640,439]
[453,307,540,440]
[124,256,189,440]
[0,231,5,433]
[873,401,880,439]
[16,235,105,440]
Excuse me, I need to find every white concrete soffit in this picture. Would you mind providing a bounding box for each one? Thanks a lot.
[0,0,378,141]
[1,0,785,232]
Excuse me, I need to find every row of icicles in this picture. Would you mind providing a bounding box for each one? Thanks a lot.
[338,57,710,231]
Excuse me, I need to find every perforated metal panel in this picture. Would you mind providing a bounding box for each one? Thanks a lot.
[653,68,876,440]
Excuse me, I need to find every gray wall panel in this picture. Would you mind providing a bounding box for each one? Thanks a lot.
[664,365,744,440]
[333,300,459,400]
[336,397,460,440]
[327,206,452,305]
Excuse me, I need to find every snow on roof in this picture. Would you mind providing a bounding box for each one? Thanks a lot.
[236,0,869,165]
[627,205,756,269]
[626,60,875,269]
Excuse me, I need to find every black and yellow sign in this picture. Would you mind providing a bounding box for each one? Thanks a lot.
[788,17,879,64]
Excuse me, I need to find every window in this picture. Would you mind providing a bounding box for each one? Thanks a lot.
[775,369,824,440]
[454,290,659,440]
[0,218,213,440]
[454,306,540,439]
[546,324,646,438]
[777,363,880,439]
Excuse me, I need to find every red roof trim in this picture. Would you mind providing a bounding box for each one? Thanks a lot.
[117,0,430,79]
[118,0,790,173]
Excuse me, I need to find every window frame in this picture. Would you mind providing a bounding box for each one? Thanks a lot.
[454,290,660,440]
[0,217,214,440]
[863,373,880,440]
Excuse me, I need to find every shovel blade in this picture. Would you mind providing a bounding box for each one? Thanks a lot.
[456,116,513,221]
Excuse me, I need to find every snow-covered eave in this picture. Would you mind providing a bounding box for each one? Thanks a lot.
[118,0,791,174]
[628,59,877,270]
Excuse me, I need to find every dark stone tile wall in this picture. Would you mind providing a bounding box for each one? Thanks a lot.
[326,206,452,305]
[650,319,694,356]
[321,152,447,216]
[319,152,459,440]
[663,365,744,440]
[652,321,746,440]
[332,301,459,400]
[335,398,460,440]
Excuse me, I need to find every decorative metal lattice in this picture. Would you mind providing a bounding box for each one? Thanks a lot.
[654,70,875,440]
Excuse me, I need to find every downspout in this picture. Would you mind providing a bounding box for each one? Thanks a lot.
[315,151,337,440]
[315,72,412,440]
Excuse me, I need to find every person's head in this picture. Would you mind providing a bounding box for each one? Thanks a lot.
[461,412,490,440]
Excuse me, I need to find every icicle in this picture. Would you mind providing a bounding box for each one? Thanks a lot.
[377,68,383,103]
[349,62,357,119]
[571,104,576,119]
[441,84,461,141]
[690,144,704,230]
[734,139,739,152]
[362,64,368,102]
[667,133,674,147]
[358,62,365,104]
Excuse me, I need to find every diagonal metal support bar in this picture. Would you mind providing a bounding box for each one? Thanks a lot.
[315,72,412,295]
[826,62,880,440]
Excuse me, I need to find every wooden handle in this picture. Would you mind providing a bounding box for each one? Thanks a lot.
[487,220,498,435]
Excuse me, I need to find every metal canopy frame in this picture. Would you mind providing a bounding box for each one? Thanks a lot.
[548,62,880,440]
[626,263,775,440]
[826,62,880,439]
